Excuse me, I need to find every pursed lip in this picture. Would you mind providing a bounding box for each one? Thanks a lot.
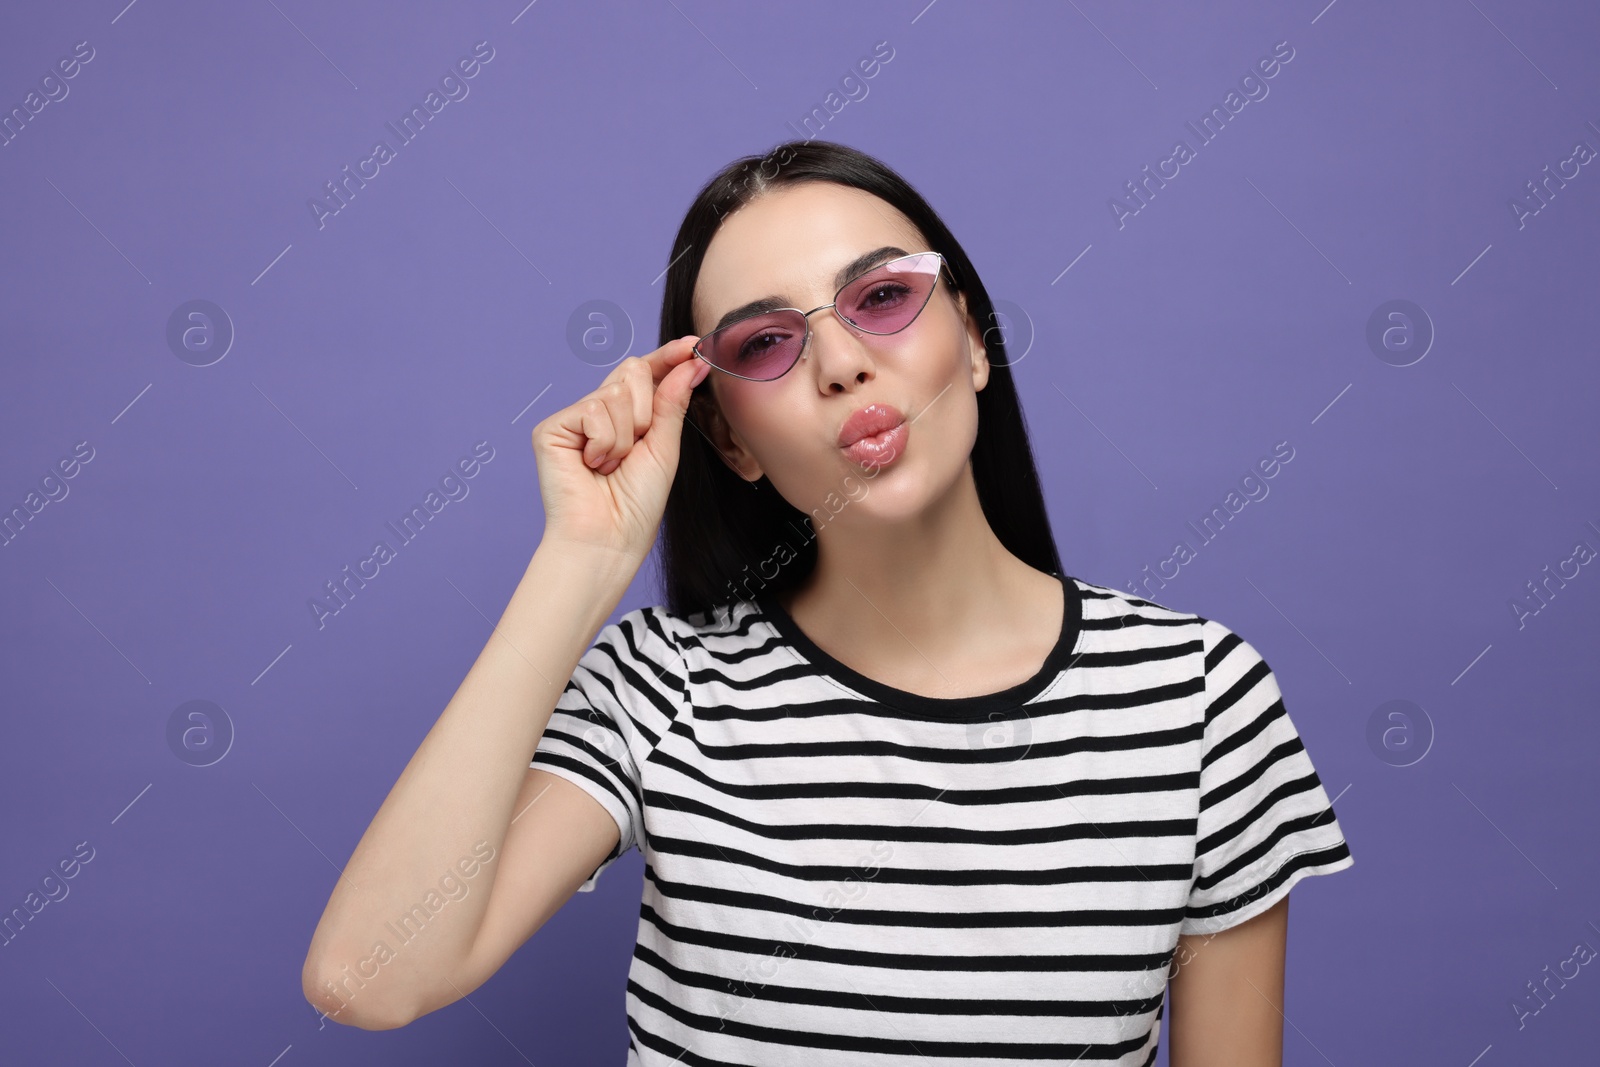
[837,402,906,448]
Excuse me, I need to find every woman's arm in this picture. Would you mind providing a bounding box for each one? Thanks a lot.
[1166,895,1290,1067]
[300,541,636,1029]
[300,339,706,1029]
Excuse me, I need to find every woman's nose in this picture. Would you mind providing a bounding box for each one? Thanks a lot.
[804,312,875,388]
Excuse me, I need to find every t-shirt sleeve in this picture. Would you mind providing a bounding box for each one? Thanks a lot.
[530,605,687,892]
[1180,618,1355,935]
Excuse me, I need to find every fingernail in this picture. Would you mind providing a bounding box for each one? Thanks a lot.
[691,359,710,386]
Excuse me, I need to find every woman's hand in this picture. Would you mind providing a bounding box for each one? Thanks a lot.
[531,335,710,561]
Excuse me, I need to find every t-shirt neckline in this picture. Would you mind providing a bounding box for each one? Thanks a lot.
[754,571,1083,720]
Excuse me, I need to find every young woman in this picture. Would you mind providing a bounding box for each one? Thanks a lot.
[303,141,1354,1065]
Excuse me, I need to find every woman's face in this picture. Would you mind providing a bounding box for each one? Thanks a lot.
[690,181,989,526]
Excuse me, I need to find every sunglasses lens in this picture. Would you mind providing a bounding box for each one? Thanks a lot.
[838,252,942,335]
[697,310,807,380]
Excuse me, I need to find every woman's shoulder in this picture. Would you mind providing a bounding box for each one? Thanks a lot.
[1064,574,1278,678]
[1068,575,1289,699]
[1067,573,1206,628]
[602,596,771,655]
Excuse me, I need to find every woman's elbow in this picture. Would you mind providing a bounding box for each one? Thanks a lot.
[301,957,416,1031]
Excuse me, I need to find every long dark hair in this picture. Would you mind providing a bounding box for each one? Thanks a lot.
[655,140,1060,621]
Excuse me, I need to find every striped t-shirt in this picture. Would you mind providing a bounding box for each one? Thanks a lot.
[530,572,1355,1065]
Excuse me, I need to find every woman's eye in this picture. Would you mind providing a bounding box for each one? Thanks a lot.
[738,331,783,359]
[859,282,911,309]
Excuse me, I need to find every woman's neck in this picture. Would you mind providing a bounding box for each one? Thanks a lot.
[775,469,1063,699]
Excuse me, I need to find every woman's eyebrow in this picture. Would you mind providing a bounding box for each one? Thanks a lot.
[709,245,910,333]
[833,245,909,290]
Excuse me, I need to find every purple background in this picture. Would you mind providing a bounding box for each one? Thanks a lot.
[2,1,1597,1063]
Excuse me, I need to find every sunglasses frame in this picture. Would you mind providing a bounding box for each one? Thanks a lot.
[692,250,957,383]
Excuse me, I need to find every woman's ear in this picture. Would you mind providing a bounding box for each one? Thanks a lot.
[692,388,765,482]
[956,290,990,393]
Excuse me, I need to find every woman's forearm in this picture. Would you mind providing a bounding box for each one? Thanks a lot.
[300,539,639,1027]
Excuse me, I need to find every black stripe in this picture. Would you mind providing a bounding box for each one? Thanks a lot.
[631,940,1169,1017]
[642,786,1197,847]
[1199,768,1325,854]
[528,748,630,815]
[1185,841,1353,922]
[645,834,1196,887]
[1200,735,1303,812]
[640,903,1178,973]
[1204,625,1244,675]
[1199,802,1344,890]
[626,975,1154,1060]
[643,865,1189,930]
[660,716,1201,765]
[688,673,1203,722]
[1204,657,1274,731]
[647,744,1200,805]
